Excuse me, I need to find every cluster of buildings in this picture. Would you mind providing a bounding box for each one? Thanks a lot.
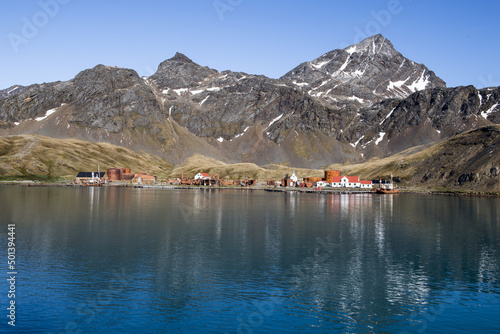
[280,170,373,189]
[106,168,157,185]
[166,172,255,187]
[74,167,372,189]
[75,167,157,185]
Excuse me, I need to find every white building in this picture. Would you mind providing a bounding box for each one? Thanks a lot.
[359,180,373,189]
[195,172,211,180]
[331,176,372,189]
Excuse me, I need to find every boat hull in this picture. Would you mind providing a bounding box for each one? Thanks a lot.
[375,188,399,194]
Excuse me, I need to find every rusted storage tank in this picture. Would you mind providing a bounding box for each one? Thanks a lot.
[324,170,341,183]
[125,168,131,174]
[107,168,122,181]
[121,173,135,181]
[308,177,322,183]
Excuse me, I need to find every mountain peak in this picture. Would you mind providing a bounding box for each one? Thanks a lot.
[155,52,198,73]
[168,52,194,63]
[151,53,218,89]
[282,35,446,102]
[344,34,396,57]
[365,33,385,42]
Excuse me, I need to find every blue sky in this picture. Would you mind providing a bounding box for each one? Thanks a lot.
[1,0,499,89]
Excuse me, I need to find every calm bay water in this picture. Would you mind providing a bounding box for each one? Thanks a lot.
[0,186,499,333]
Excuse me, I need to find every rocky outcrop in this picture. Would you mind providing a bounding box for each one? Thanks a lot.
[69,65,164,133]
[0,85,24,100]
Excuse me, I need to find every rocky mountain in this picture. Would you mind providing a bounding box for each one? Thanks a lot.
[281,34,446,104]
[0,35,499,170]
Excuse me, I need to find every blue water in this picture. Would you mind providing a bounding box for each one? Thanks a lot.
[0,186,499,333]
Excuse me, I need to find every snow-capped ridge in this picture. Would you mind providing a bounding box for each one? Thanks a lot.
[281,34,446,103]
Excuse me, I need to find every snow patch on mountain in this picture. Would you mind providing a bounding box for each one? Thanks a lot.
[190,89,204,95]
[7,86,20,95]
[232,126,250,141]
[34,104,65,121]
[482,103,499,119]
[380,108,396,125]
[200,96,210,106]
[311,59,330,69]
[347,96,365,103]
[351,135,365,148]
[346,46,357,55]
[337,56,351,73]
[407,71,430,92]
[292,81,309,87]
[387,79,407,91]
[267,114,283,129]
[375,132,386,145]
[173,88,189,95]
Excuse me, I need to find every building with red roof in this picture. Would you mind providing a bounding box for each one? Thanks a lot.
[195,173,211,180]
[330,176,372,189]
